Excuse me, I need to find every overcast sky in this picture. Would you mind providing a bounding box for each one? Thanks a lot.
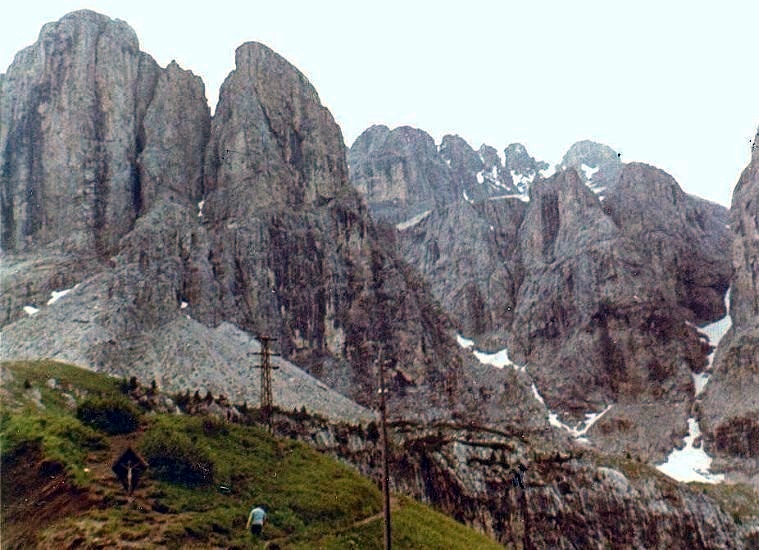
[2,1,757,207]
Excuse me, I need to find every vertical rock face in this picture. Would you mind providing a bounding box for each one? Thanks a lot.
[0,10,161,254]
[352,127,733,460]
[702,128,759,486]
[509,166,730,459]
[0,10,212,330]
[348,125,459,224]
[197,43,542,426]
[399,197,527,341]
[602,163,732,323]
[2,17,537,429]
[204,42,346,217]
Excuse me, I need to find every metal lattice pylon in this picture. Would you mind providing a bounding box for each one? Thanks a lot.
[253,336,279,432]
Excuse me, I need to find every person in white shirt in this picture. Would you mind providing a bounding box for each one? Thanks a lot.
[246,505,267,536]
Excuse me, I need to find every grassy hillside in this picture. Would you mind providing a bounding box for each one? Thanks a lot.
[0,360,504,549]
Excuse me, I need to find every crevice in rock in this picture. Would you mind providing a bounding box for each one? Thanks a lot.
[91,29,110,258]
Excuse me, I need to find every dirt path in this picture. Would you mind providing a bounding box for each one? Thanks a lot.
[263,497,400,548]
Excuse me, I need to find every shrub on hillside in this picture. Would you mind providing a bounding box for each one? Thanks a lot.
[140,428,214,487]
[76,396,141,435]
[202,416,229,437]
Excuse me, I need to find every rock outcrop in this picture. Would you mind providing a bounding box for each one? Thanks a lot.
[0,11,542,431]
[509,165,730,460]
[287,418,750,549]
[348,125,457,224]
[0,11,161,255]
[702,128,759,486]
[351,129,733,461]
[559,139,622,195]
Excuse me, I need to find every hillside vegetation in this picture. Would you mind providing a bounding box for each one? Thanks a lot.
[0,360,504,549]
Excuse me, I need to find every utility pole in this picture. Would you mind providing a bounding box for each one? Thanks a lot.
[253,336,279,433]
[379,354,391,550]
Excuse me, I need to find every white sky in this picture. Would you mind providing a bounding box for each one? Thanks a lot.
[2,1,757,207]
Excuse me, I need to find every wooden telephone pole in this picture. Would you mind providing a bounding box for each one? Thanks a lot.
[253,336,279,433]
[378,354,391,550]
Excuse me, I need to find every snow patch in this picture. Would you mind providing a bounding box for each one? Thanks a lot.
[473,347,521,370]
[692,372,710,396]
[197,200,205,218]
[581,163,599,180]
[455,333,475,349]
[463,190,473,204]
[489,194,530,203]
[396,210,431,231]
[476,170,485,184]
[47,286,75,305]
[530,383,545,405]
[539,165,557,179]
[656,418,725,484]
[24,305,39,316]
[689,288,732,396]
[699,289,732,370]
[180,301,189,310]
[510,170,536,191]
[548,405,613,438]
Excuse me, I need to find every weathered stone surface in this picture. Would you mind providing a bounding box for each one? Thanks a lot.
[352,128,733,461]
[1,15,542,432]
[294,419,747,549]
[559,139,622,194]
[702,127,759,487]
[602,163,732,324]
[0,10,160,255]
[509,167,721,460]
[348,125,459,224]
[399,196,526,343]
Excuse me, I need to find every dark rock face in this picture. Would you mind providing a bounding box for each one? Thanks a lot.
[399,197,527,342]
[0,10,161,255]
[510,166,730,460]
[290,419,745,549]
[702,128,759,486]
[348,125,457,224]
[352,128,733,460]
[0,12,542,431]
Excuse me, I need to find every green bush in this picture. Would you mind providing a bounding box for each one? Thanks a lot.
[140,428,214,487]
[76,396,141,435]
[202,416,229,437]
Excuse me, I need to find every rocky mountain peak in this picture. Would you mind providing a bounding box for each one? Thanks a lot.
[203,40,347,215]
[560,140,622,194]
[503,142,549,176]
[347,125,456,224]
[0,9,161,255]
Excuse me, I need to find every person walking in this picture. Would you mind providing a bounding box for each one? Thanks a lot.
[246,505,267,536]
